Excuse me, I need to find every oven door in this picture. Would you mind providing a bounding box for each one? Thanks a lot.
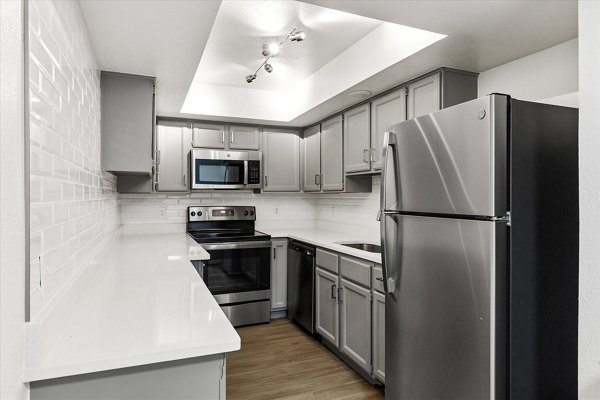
[198,241,271,304]
[191,149,248,189]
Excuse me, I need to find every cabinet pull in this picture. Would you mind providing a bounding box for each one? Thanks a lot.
[156,150,161,165]
[221,130,225,143]
[363,149,369,163]
[230,131,235,143]
[183,174,187,186]
[338,287,343,303]
[315,174,320,185]
[370,148,376,163]
[264,175,268,187]
[331,284,337,299]
[375,277,383,282]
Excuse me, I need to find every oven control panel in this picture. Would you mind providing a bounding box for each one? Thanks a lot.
[188,206,256,222]
[247,160,261,185]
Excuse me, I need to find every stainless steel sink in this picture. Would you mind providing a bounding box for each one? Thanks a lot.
[338,243,381,253]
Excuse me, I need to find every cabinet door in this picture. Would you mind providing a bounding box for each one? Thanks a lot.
[271,239,288,311]
[303,124,321,192]
[101,72,154,174]
[339,277,371,373]
[155,123,191,192]
[320,116,344,191]
[407,72,441,119]
[262,130,300,192]
[229,125,260,150]
[372,290,385,383]
[371,88,406,171]
[192,123,227,149]
[315,267,339,346]
[344,103,371,173]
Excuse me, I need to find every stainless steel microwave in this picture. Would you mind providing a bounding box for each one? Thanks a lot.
[190,149,261,190]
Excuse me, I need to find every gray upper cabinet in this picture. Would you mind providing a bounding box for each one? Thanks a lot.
[344,103,371,173]
[316,267,339,346]
[339,277,372,373]
[101,72,155,175]
[320,116,344,191]
[372,290,385,383]
[228,125,260,150]
[303,124,321,192]
[155,122,191,192]
[262,129,300,192]
[407,72,441,119]
[407,68,478,120]
[371,88,407,171]
[192,122,227,149]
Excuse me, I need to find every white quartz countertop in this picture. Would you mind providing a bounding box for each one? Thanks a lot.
[25,232,240,382]
[264,228,382,264]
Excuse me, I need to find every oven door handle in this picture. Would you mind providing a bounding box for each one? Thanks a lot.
[201,240,272,251]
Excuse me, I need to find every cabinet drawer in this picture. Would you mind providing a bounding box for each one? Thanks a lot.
[316,248,338,274]
[372,265,384,293]
[340,256,371,287]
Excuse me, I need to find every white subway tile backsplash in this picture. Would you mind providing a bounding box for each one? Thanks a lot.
[29,0,120,319]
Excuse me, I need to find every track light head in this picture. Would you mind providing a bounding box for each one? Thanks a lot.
[264,63,273,73]
[290,30,305,42]
[246,74,257,83]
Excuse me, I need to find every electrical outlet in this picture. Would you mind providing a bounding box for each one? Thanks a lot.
[158,208,166,218]
[274,207,279,214]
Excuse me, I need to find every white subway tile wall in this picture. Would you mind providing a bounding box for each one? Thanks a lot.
[119,177,381,238]
[28,0,120,318]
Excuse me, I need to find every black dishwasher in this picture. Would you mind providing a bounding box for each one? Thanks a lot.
[287,240,315,334]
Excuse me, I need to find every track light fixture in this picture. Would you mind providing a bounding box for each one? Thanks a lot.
[245,27,305,83]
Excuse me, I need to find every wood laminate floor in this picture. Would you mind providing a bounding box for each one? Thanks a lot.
[227,318,384,400]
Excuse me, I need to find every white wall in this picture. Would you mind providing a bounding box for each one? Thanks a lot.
[28,0,120,319]
[478,38,578,107]
[0,1,28,398]
[578,1,600,398]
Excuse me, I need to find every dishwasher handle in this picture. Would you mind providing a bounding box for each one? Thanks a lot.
[288,240,316,257]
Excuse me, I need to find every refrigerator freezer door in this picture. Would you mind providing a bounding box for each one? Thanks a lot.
[386,215,505,400]
[389,95,507,217]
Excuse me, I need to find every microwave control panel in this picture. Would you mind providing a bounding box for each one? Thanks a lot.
[248,161,261,185]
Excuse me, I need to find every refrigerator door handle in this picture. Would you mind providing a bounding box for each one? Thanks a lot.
[379,131,400,295]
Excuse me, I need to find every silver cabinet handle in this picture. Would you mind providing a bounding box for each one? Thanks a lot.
[221,130,225,143]
[375,277,383,282]
[155,150,160,165]
[183,174,187,186]
[315,174,320,185]
[264,175,268,187]
[338,287,343,303]
[363,149,369,163]
[371,148,376,163]
[331,284,337,299]
[231,130,235,143]
[273,249,276,259]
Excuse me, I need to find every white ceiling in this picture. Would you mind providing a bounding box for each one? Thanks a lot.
[79,0,577,127]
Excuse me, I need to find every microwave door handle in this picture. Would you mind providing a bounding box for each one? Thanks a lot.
[244,161,249,185]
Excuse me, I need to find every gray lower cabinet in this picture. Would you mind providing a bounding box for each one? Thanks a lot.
[344,103,371,173]
[315,267,339,346]
[30,354,226,400]
[192,122,227,149]
[320,116,344,191]
[262,129,300,192]
[372,290,385,383]
[271,239,288,311]
[155,122,192,192]
[370,88,407,171]
[339,277,372,373]
[101,72,155,175]
[303,124,321,192]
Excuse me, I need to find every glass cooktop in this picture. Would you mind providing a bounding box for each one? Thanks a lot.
[188,229,271,244]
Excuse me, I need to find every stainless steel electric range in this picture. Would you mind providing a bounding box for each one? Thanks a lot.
[187,206,271,326]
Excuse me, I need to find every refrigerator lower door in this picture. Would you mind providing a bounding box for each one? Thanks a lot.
[386,215,506,400]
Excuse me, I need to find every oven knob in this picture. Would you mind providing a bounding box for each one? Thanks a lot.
[244,210,249,216]
[191,211,196,217]
[250,211,255,216]
[198,211,202,216]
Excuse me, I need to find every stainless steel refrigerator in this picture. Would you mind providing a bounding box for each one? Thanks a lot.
[378,94,578,400]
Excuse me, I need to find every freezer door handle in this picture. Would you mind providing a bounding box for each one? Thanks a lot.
[379,131,400,295]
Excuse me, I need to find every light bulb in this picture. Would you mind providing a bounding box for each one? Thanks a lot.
[246,74,256,83]
[264,63,273,73]
[290,30,305,42]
